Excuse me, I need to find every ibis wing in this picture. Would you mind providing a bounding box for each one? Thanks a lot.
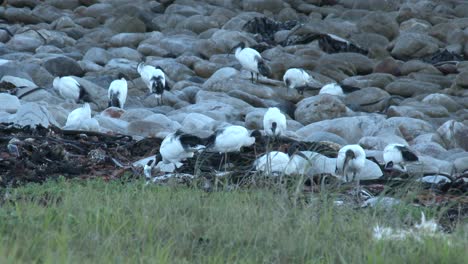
[395,145,418,161]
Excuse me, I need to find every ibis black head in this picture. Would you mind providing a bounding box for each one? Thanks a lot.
[271,122,277,135]
[384,161,394,171]
[250,129,262,142]
[117,72,127,80]
[151,76,164,95]
[345,149,355,160]
[230,42,246,54]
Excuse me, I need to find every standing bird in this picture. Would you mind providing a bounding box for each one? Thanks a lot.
[335,144,366,183]
[53,76,90,103]
[108,73,128,109]
[137,62,171,105]
[283,68,322,95]
[157,130,206,172]
[383,143,419,172]
[231,42,271,83]
[263,107,287,137]
[206,126,261,169]
[64,103,100,131]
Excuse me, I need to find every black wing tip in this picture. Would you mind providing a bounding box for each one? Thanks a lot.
[395,145,419,162]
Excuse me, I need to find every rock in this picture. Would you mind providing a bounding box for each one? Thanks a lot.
[120,108,155,122]
[422,93,461,112]
[177,15,220,34]
[358,134,407,150]
[93,115,128,134]
[14,102,59,128]
[242,0,284,13]
[0,75,37,88]
[109,33,146,48]
[43,55,84,77]
[227,90,268,108]
[296,115,386,144]
[195,90,253,114]
[400,18,431,33]
[245,108,267,130]
[400,60,441,75]
[209,29,256,53]
[108,47,142,61]
[341,73,396,88]
[47,0,80,10]
[31,4,63,23]
[83,47,111,66]
[373,57,402,76]
[382,117,435,141]
[127,114,181,138]
[386,105,427,120]
[3,7,42,24]
[304,132,348,145]
[106,15,146,33]
[344,87,390,113]
[384,79,440,97]
[453,156,468,174]
[180,113,216,135]
[193,60,219,78]
[455,70,468,88]
[6,31,43,52]
[407,155,453,175]
[0,94,20,113]
[436,120,468,150]
[295,94,348,125]
[104,58,138,77]
[170,101,241,123]
[412,142,448,159]
[316,53,374,77]
[390,33,440,59]
[357,11,399,40]
[150,58,194,82]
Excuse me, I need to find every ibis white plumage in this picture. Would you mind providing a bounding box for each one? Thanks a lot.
[137,62,170,105]
[53,76,88,103]
[232,42,271,83]
[383,143,418,172]
[157,130,206,172]
[64,103,100,131]
[206,126,259,153]
[319,82,361,96]
[263,107,287,137]
[254,151,291,175]
[108,73,128,109]
[335,144,366,183]
[283,68,321,95]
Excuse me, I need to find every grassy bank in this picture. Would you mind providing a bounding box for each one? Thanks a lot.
[0,179,466,263]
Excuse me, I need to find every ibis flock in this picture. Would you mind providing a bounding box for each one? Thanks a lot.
[54,42,420,186]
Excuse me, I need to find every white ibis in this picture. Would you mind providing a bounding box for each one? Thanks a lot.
[137,62,170,105]
[263,107,287,137]
[53,76,89,103]
[107,73,128,109]
[383,143,419,172]
[157,130,206,172]
[283,68,321,95]
[335,144,366,183]
[231,42,271,83]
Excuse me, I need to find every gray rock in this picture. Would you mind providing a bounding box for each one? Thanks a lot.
[31,4,63,23]
[0,75,37,88]
[170,101,241,123]
[43,55,84,77]
[358,134,407,150]
[47,0,80,9]
[106,15,146,33]
[304,131,348,145]
[382,117,435,140]
[400,18,431,33]
[120,108,155,122]
[127,115,181,138]
[177,15,220,34]
[150,58,194,82]
[422,94,461,112]
[436,120,468,151]
[295,94,348,125]
[227,90,268,108]
[93,115,128,134]
[357,11,399,40]
[108,47,142,61]
[3,7,42,24]
[453,156,468,174]
[14,102,59,128]
[209,29,256,53]
[0,94,20,113]
[245,108,267,130]
[412,142,448,159]
[109,33,146,48]
[399,101,450,118]
[204,74,277,100]
[83,47,111,66]
[104,58,138,77]
[242,0,283,13]
[455,70,468,88]
[390,33,440,59]
[6,31,44,52]
[400,60,441,75]
[158,35,198,57]
[296,115,386,144]
[344,87,390,112]
[181,113,216,134]
[384,79,441,97]
[341,73,396,88]
[79,60,103,72]
[195,90,253,114]
[386,105,427,120]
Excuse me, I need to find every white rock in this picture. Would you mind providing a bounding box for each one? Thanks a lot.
[0,94,21,113]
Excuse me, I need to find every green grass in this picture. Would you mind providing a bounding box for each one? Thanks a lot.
[0,179,466,263]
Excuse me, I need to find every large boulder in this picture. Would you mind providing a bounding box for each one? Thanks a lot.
[436,120,468,150]
[295,95,348,125]
[43,55,84,77]
[14,102,59,128]
[390,33,440,59]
